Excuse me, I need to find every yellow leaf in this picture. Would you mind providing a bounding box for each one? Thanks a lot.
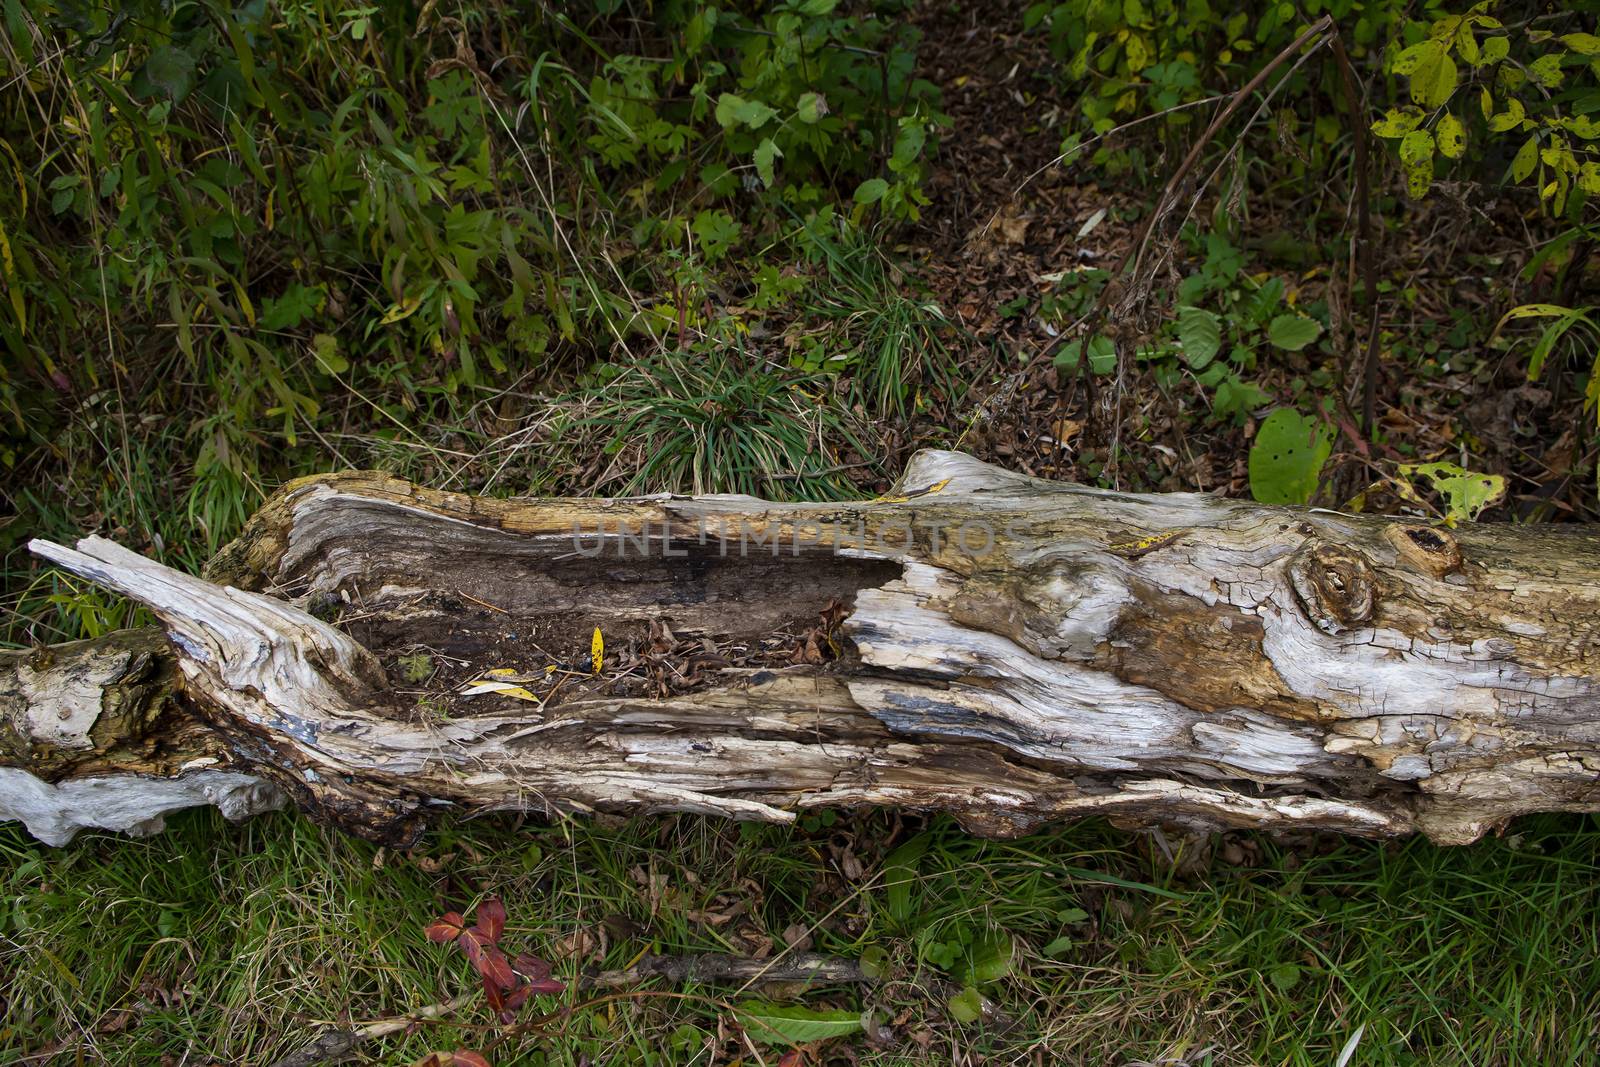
[460,668,543,703]
[0,215,21,335]
[381,294,424,324]
[591,627,604,675]
[1436,113,1466,159]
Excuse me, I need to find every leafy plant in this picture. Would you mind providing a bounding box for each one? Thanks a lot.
[424,897,565,1062]
[1372,4,1600,211]
[734,1001,864,1047]
[1249,408,1333,505]
[1397,461,1507,523]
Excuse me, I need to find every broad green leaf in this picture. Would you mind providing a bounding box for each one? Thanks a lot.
[1563,33,1600,55]
[1248,408,1332,505]
[853,178,889,204]
[737,98,778,128]
[1391,39,1440,76]
[946,986,984,1024]
[714,94,777,129]
[1510,134,1539,182]
[310,333,348,374]
[1370,106,1423,138]
[139,46,197,102]
[1268,313,1322,351]
[734,1002,862,1047]
[1042,935,1074,956]
[1054,334,1117,374]
[961,931,1015,986]
[1399,128,1434,198]
[753,138,781,188]
[1176,305,1222,368]
[1399,462,1507,523]
[891,121,927,172]
[1270,961,1303,993]
[1529,53,1565,89]
[713,93,746,128]
[1411,47,1458,108]
[1436,112,1466,159]
[1488,96,1525,132]
[1565,115,1600,140]
[1481,35,1509,63]
[796,91,826,124]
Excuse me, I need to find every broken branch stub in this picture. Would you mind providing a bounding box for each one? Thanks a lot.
[6,450,1600,847]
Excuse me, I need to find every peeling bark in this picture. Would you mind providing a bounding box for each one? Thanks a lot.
[5,450,1599,847]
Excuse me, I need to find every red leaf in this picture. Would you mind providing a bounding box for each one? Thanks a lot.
[451,1053,493,1067]
[524,975,566,996]
[502,983,534,1013]
[777,1052,806,1067]
[511,953,551,981]
[481,973,506,1014]
[456,932,485,968]
[425,912,466,943]
[462,935,517,991]
[474,898,506,943]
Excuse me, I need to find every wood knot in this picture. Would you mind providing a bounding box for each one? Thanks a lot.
[1288,542,1376,635]
[1383,523,1462,578]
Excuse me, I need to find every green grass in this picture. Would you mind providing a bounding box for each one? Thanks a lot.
[4,809,1598,1064]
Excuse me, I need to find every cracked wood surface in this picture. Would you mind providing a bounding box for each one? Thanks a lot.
[5,450,1599,847]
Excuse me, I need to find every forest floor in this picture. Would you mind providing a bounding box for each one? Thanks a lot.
[3,1,1600,1064]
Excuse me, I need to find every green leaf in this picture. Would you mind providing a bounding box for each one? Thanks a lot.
[853,177,889,205]
[310,333,348,374]
[796,91,827,124]
[753,138,781,188]
[1270,961,1303,993]
[1248,408,1332,505]
[1488,96,1525,132]
[891,121,927,172]
[1267,313,1322,351]
[714,93,745,129]
[1176,306,1222,368]
[1562,33,1600,56]
[1411,46,1459,108]
[961,931,1015,986]
[1398,462,1507,523]
[1042,935,1074,956]
[1391,40,1440,76]
[1053,335,1116,374]
[1399,128,1435,198]
[1511,134,1540,182]
[1370,106,1423,138]
[139,46,197,102]
[882,833,929,925]
[734,1002,862,1047]
[1481,35,1509,63]
[1436,112,1466,159]
[946,986,984,1024]
[714,93,777,129]
[1529,53,1565,89]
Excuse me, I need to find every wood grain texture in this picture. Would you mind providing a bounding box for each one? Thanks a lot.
[8,450,1599,846]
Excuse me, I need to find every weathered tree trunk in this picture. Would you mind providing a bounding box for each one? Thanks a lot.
[5,450,1599,847]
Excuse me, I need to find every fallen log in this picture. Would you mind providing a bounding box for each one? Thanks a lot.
[4,450,1598,847]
